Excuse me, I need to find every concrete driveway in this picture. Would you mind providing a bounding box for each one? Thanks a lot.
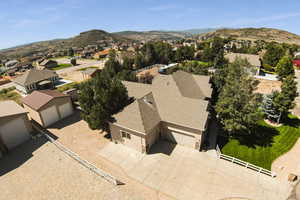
[99,141,291,200]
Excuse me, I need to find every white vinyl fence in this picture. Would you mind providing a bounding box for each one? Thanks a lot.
[216,145,276,178]
[32,123,122,185]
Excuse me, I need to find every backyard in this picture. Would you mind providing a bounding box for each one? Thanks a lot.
[51,63,73,70]
[0,87,22,104]
[219,115,300,170]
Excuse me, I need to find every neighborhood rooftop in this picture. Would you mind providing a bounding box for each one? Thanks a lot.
[114,71,211,131]
[225,53,261,66]
[13,69,57,86]
[22,90,68,110]
[0,100,28,118]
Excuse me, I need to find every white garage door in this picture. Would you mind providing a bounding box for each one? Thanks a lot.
[58,102,73,119]
[0,117,30,150]
[41,106,59,127]
[165,129,195,147]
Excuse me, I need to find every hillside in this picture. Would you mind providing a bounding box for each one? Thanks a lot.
[113,30,190,41]
[199,28,300,45]
[0,30,129,59]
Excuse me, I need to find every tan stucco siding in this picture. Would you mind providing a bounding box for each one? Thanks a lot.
[110,123,147,153]
[0,113,32,133]
[23,104,43,125]
[146,125,160,151]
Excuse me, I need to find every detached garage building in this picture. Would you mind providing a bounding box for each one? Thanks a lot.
[0,101,32,157]
[22,90,74,127]
[110,71,212,153]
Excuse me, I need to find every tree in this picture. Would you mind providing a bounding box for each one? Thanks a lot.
[273,75,298,120]
[134,53,144,70]
[262,42,285,68]
[78,71,131,130]
[70,58,76,66]
[262,92,281,123]
[275,55,294,80]
[68,48,74,57]
[215,58,262,135]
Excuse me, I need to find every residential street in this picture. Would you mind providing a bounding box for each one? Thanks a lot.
[55,58,106,75]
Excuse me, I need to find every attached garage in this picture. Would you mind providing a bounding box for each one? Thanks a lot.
[41,106,60,127]
[164,127,196,148]
[58,102,73,119]
[0,101,32,155]
[22,90,74,127]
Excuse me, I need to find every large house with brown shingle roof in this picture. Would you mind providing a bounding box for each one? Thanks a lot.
[110,70,212,153]
[13,69,59,94]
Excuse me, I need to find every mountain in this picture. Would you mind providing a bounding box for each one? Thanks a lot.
[198,28,300,45]
[113,30,190,41]
[0,30,129,59]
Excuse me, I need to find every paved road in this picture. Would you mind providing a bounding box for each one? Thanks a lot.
[55,59,106,75]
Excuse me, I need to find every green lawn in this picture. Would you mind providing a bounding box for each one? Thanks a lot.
[76,66,98,71]
[57,82,80,92]
[51,64,73,70]
[220,115,300,170]
[0,87,22,105]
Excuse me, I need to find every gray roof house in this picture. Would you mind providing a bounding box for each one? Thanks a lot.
[110,70,212,153]
[13,69,59,94]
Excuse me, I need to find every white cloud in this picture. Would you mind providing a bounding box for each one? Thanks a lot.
[148,4,177,11]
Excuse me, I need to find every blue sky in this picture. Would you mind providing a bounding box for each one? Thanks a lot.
[1,0,300,49]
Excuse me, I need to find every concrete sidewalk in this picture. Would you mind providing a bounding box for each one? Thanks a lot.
[99,141,292,200]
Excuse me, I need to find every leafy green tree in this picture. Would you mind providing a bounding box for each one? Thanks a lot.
[174,46,194,62]
[273,75,298,120]
[275,55,294,80]
[215,58,262,135]
[122,57,134,70]
[134,53,145,69]
[79,71,131,130]
[68,48,74,57]
[263,42,285,68]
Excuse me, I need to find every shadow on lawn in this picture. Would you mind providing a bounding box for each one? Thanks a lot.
[236,125,279,148]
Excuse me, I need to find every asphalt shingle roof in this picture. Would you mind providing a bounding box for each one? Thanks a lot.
[22,90,68,111]
[13,69,58,86]
[0,101,28,118]
[114,71,211,133]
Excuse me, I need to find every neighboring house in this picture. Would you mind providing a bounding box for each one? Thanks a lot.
[110,70,212,153]
[22,90,74,127]
[225,53,261,75]
[5,60,19,69]
[0,101,32,157]
[136,64,164,83]
[37,59,58,70]
[93,49,110,59]
[13,69,59,94]
[81,68,101,80]
[293,60,300,68]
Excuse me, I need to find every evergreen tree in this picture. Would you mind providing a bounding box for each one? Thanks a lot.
[273,75,298,120]
[262,92,281,123]
[79,71,130,130]
[215,58,262,135]
[262,42,285,68]
[275,55,294,80]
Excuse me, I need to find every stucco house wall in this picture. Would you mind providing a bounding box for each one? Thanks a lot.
[110,123,147,153]
[23,97,72,127]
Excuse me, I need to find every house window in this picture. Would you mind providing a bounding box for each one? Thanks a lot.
[121,130,131,139]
